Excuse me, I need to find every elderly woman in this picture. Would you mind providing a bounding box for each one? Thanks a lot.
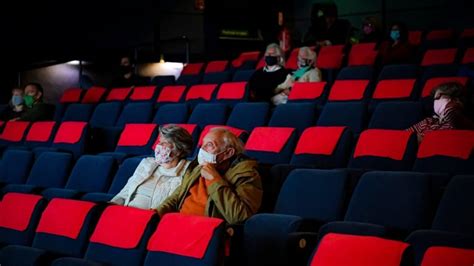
[408,82,474,142]
[110,125,194,210]
[272,46,322,105]
[248,43,290,102]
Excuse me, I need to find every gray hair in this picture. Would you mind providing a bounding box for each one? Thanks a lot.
[159,124,194,159]
[265,43,286,67]
[298,46,317,65]
[209,127,245,155]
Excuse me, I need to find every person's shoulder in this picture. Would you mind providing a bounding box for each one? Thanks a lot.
[276,67,291,75]
[231,154,258,169]
[184,159,200,174]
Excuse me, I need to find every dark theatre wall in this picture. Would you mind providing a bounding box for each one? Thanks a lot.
[292,0,474,41]
[1,0,474,103]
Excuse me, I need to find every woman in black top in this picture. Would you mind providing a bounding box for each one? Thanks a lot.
[248,43,290,103]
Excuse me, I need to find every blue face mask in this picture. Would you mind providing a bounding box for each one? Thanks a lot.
[390,30,401,41]
[11,95,24,106]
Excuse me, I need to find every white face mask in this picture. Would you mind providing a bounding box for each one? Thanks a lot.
[434,97,450,117]
[154,145,173,164]
[197,148,226,165]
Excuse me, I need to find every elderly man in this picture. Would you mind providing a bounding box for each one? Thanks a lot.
[157,127,262,224]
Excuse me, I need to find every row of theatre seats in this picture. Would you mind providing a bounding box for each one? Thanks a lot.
[0,170,473,266]
[0,193,226,266]
[54,64,472,113]
[166,41,474,87]
[1,100,473,175]
[171,29,474,83]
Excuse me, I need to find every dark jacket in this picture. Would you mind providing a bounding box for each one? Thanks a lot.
[19,103,54,122]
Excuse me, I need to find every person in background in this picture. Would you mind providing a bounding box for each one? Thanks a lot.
[378,22,416,65]
[109,55,148,88]
[157,128,262,224]
[1,87,25,120]
[272,46,322,105]
[303,4,351,47]
[12,83,54,122]
[407,82,474,142]
[110,125,193,210]
[357,16,383,44]
[248,43,290,103]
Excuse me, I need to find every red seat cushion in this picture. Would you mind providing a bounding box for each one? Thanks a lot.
[157,85,186,103]
[181,63,204,75]
[372,79,416,99]
[216,82,246,100]
[255,56,266,69]
[81,86,106,104]
[245,127,294,153]
[417,130,474,160]
[89,205,155,249]
[461,28,474,38]
[232,51,260,68]
[328,80,369,101]
[205,60,228,73]
[316,45,345,69]
[106,87,133,101]
[353,129,413,160]
[147,213,224,259]
[426,29,454,41]
[462,48,474,64]
[409,31,423,46]
[53,122,87,144]
[198,125,245,146]
[421,246,474,266]
[288,82,326,100]
[60,88,82,103]
[294,126,346,155]
[0,121,30,142]
[348,43,377,66]
[0,193,43,231]
[286,48,301,70]
[26,121,56,142]
[117,124,157,147]
[310,233,409,266]
[421,77,468,98]
[185,84,218,101]
[421,49,457,66]
[129,86,156,101]
[36,199,95,239]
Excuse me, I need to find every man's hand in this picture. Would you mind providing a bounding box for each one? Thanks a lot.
[201,163,221,181]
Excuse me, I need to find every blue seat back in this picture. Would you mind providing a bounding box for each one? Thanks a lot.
[90,102,122,128]
[65,155,116,193]
[227,102,270,132]
[369,101,424,130]
[317,102,368,134]
[152,104,189,125]
[27,152,73,188]
[62,104,94,122]
[268,103,317,135]
[116,103,154,128]
[345,171,431,232]
[0,150,34,184]
[275,169,349,221]
[187,103,228,129]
